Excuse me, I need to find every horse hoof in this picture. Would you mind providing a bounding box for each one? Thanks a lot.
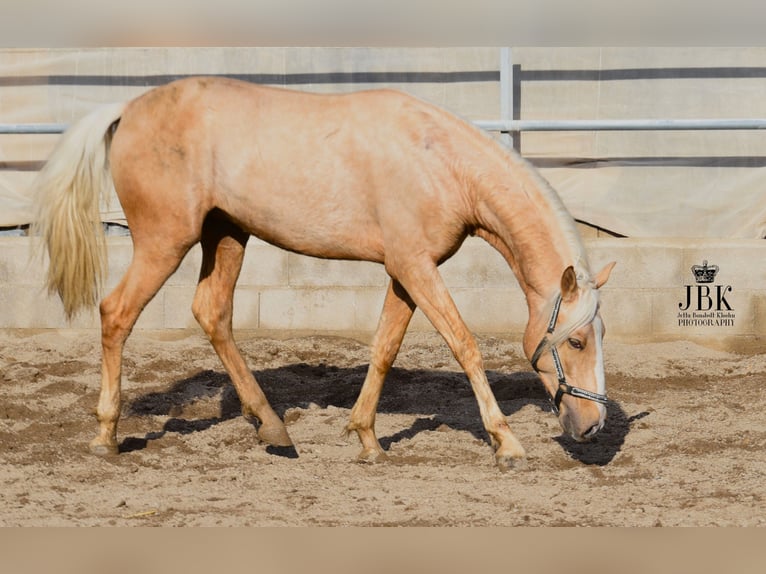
[357,448,389,463]
[258,423,294,448]
[89,440,119,456]
[495,454,528,472]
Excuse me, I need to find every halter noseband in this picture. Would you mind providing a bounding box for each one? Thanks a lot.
[530,294,609,415]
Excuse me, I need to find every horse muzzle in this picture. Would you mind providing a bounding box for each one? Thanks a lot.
[559,402,606,442]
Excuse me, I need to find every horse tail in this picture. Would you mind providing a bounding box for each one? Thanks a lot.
[31,101,127,320]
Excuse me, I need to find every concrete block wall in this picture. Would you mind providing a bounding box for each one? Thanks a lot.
[1,236,764,351]
[588,238,766,351]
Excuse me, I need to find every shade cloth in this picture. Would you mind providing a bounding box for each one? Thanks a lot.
[2,47,765,238]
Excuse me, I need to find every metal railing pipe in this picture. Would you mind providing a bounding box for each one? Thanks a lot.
[474,118,766,132]
[0,123,67,134]
[2,118,766,136]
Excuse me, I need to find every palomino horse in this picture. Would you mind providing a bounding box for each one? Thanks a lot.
[33,77,615,470]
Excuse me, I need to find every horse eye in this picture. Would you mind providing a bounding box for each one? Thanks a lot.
[568,338,584,350]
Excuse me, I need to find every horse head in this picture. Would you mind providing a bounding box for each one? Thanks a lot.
[524,261,616,442]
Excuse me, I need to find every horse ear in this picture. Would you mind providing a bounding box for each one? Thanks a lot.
[594,261,616,289]
[560,265,578,301]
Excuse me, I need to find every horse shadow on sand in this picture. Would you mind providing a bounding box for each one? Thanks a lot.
[123,363,647,466]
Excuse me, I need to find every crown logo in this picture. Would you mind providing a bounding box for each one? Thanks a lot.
[691,260,719,284]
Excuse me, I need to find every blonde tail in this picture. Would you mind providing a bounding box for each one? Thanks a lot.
[31,102,127,320]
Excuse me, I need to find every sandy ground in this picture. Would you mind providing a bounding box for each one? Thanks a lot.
[0,328,764,526]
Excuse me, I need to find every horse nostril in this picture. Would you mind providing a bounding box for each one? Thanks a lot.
[584,422,602,440]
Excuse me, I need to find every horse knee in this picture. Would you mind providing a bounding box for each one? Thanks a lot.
[191,301,214,336]
[190,295,206,327]
[99,296,131,349]
[192,294,229,341]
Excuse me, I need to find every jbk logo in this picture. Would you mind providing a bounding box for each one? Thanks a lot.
[678,284,733,312]
[677,260,735,327]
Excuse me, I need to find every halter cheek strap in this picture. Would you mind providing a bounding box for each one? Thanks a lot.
[530,294,609,415]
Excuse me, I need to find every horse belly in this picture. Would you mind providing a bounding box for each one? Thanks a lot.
[221,182,387,263]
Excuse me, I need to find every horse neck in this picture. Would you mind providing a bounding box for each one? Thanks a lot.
[468,143,586,312]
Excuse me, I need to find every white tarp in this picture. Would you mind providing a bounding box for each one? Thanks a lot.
[515,47,766,239]
[1,47,765,238]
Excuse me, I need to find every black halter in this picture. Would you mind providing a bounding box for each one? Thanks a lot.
[530,294,609,415]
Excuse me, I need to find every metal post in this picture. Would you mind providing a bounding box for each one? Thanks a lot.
[499,47,512,148]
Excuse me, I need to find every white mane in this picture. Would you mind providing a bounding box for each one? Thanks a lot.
[505,148,592,281]
[503,149,600,342]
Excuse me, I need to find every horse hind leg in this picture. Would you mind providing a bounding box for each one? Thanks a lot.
[192,215,292,448]
[346,279,416,461]
[91,244,191,455]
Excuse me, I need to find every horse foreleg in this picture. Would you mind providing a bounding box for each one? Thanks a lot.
[91,248,187,455]
[394,260,526,470]
[346,279,415,462]
[192,220,292,448]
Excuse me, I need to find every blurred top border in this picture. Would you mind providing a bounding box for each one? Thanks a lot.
[2,0,766,48]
